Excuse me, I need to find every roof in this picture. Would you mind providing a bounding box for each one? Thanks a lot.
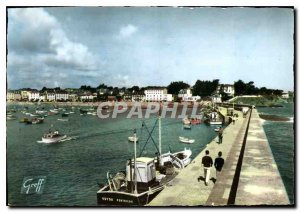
[146,86,166,90]
[136,157,154,164]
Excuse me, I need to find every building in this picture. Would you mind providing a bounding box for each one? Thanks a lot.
[55,90,69,101]
[20,90,30,100]
[132,91,145,102]
[281,92,289,99]
[178,88,201,102]
[211,94,222,103]
[68,94,78,102]
[216,84,235,96]
[123,92,132,101]
[80,92,96,101]
[7,90,21,101]
[28,90,40,101]
[144,87,173,102]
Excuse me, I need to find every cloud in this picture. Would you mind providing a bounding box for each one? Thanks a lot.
[7,8,101,89]
[118,24,138,38]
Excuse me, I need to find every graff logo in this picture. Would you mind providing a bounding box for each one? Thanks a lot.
[20,176,46,194]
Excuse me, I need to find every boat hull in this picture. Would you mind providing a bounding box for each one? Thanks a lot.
[42,135,67,143]
[97,186,162,206]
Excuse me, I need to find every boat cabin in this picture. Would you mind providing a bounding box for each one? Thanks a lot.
[126,157,157,191]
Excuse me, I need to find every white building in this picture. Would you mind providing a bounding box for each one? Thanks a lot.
[46,93,56,101]
[145,87,173,102]
[7,91,21,101]
[55,91,69,101]
[281,92,289,99]
[80,92,96,101]
[28,90,40,101]
[217,84,235,96]
[178,88,201,102]
[211,94,222,103]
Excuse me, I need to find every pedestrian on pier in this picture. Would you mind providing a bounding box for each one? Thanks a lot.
[202,150,213,186]
[218,127,223,144]
[214,151,224,179]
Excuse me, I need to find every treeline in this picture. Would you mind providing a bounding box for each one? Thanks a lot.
[234,80,283,96]
[34,79,285,98]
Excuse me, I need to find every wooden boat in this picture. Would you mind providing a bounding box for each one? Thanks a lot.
[97,118,192,206]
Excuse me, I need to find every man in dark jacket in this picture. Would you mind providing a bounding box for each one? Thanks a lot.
[202,150,213,186]
[214,151,225,179]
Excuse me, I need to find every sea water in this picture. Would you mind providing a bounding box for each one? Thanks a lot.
[257,102,294,204]
[7,104,217,206]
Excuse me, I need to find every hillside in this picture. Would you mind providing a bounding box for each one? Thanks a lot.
[231,95,292,107]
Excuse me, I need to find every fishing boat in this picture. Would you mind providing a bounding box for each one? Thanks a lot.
[128,136,139,142]
[205,111,223,125]
[42,130,67,143]
[178,136,195,144]
[97,117,192,206]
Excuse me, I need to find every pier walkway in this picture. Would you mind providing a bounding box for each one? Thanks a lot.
[148,108,289,206]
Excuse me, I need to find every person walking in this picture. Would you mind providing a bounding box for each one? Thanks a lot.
[202,150,213,186]
[218,127,223,144]
[214,151,225,180]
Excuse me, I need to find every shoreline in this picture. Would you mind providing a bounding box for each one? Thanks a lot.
[6,101,211,108]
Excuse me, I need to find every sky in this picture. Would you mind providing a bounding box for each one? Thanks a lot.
[7,7,294,91]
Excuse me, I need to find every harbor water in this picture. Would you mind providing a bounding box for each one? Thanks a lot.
[7,103,294,205]
[257,103,294,204]
[7,104,218,206]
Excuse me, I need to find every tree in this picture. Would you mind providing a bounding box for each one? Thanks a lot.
[167,81,190,94]
[234,80,246,95]
[192,79,219,97]
[97,83,107,89]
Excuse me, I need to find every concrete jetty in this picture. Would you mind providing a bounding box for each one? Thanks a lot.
[148,107,290,206]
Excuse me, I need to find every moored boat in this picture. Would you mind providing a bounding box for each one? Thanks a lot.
[97,117,192,206]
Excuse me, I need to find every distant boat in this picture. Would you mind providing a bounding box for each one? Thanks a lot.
[7,115,17,120]
[49,110,59,115]
[183,124,191,129]
[19,117,29,123]
[42,130,67,143]
[178,136,195,144]
[128,136,139,142]
[58,118,69,122]
[32,118,44,124]
[62,113,69,117]
[182,117,191,125]
[190,118,201,125]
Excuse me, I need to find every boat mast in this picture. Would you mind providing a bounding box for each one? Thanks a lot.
[159,113,162,166]
[134,129,138,194]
